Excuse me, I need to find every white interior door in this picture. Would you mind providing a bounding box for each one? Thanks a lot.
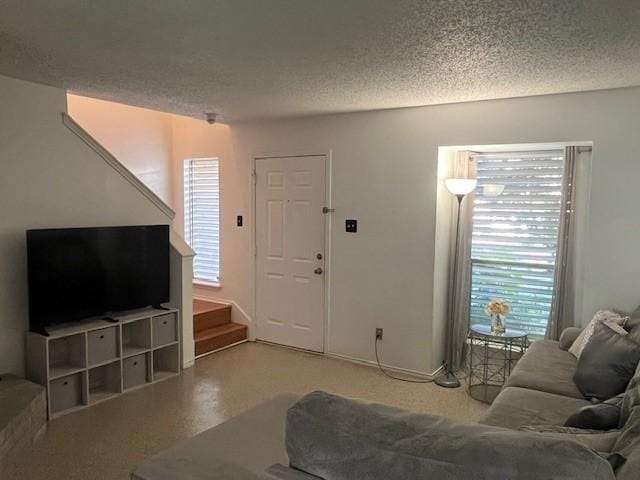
[255,155,326,352]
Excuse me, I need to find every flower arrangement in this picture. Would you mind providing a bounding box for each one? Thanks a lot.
[484,298,510,317]
[485,298,510,334]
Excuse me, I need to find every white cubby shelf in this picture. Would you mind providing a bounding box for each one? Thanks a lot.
[26,307,180,419]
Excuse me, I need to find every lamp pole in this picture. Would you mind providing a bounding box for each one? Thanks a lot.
[435,177,476,389]
[435,193,465,388]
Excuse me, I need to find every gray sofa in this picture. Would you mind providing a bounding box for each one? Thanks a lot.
[132,327,639,479]
[478,327,589,429]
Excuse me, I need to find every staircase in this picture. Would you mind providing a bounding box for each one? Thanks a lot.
[194,299,248,357]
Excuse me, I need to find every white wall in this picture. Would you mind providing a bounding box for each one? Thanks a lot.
[167,116,254,325]
[67,94,174,204]
[431,149,455,371]
[62,96,233,349]
[0,75,173,375]
[216,87,640,375]
[51,84,640,376]
[169,117,232,236]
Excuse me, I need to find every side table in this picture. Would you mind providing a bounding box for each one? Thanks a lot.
[467,323,528,403]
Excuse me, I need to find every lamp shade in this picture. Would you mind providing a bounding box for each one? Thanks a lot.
[445,178,477,196]
[483,184,505,197]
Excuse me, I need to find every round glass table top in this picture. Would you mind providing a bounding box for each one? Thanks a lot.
[470,323,528,339]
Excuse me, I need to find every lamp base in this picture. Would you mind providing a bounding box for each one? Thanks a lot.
[434,371,461,389]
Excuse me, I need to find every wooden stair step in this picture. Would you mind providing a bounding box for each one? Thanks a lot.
[193,299,229,315]
[193,299,232,331]
[195,323,247,356]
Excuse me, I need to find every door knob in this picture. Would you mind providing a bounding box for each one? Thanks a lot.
[316,253,323,260]
[314,267,323,275]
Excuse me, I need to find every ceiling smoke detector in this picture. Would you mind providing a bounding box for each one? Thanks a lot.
[206,112,218,124]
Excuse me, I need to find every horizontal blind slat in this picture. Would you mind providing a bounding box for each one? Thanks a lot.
[470,150,564,338]
[184,158,220,283]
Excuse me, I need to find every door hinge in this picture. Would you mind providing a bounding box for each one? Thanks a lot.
[322,207,335,214]
[252,170,257,185]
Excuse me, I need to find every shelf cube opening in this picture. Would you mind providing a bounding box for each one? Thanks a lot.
[89,361,121,403]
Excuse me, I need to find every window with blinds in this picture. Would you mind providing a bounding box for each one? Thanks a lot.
[470,150,565,337]
[184,158,220,283]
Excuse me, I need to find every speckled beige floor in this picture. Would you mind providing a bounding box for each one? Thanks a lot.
[13,342,487,480]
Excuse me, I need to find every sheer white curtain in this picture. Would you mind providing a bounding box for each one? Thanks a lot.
[448,151,476,370]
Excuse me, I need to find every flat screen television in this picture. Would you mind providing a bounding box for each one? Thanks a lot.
[27,225,170,333]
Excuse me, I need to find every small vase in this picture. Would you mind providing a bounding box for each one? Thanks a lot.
[491,314,506,334]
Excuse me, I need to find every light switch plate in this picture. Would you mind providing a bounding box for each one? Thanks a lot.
[345,219,357,233]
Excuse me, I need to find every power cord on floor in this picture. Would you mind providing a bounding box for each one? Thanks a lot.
[374,337,433,383]
[374,337,469,384]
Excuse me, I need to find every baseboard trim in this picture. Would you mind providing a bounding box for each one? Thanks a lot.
[252,340,440,379]
[326,352,442,380]
[182,359,195,369]
[255,340,324,356]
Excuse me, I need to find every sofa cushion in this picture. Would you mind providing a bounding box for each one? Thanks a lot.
[518,425,620,453]
[559,327,583,350]
[505,340,584,399]
[287,391,615,480]
[479,386,591,429]
[261,464,322,480]
[573,322,640,401]
[611,412,640,480]
[612,362,640,480]
[564,394,624,430]
[619,361,640,427]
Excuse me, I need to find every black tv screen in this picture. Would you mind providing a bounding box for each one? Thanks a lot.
[27,225,170,332]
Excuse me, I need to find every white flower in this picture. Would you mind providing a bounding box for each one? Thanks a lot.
[485,298,510,316]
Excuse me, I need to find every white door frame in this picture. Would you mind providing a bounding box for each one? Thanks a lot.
[251,151,333,353]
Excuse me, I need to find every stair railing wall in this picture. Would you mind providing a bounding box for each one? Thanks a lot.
[63,112,196,369]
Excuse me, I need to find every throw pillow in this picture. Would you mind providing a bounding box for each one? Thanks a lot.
[565,394,625,430]
[573,322,640,401]
[623,306,640,344]
[569,310,629,358]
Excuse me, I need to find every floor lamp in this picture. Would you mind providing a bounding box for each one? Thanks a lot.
[435,178,477,388]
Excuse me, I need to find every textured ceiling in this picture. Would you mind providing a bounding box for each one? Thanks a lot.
[1,0,640,122]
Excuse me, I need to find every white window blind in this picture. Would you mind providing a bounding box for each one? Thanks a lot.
[470,150,565,337]
[184,158,220,283]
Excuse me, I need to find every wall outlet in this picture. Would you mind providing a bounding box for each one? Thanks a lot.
[376,328,383,340]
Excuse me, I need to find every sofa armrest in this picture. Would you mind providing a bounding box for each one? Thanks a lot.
[559,327,583,350]
[261,464,323,480]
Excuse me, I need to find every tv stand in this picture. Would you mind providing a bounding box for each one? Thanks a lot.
[153,305,171,311]
[26,307,180,419]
